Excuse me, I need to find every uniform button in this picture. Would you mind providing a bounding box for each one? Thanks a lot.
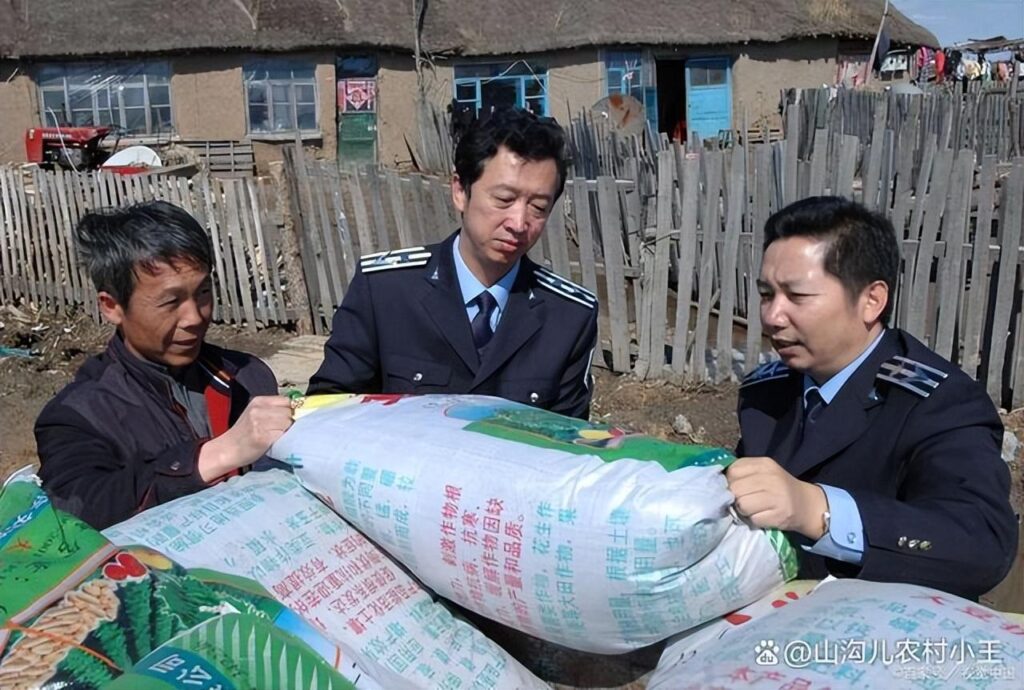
[846,532,857,545]
[412,372,423,382]
[919,540,932,551]
[898,536,908,547]
[169,461,181,471]
[529,392,540,403]
[908,539,920,549]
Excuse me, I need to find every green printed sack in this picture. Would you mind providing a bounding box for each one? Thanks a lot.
[0,473,362,690]
[275,393,799,653]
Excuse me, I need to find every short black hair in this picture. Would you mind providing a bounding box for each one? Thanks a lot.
[763,196,900,325]
[453,106,569,200]
[75,200,213,307]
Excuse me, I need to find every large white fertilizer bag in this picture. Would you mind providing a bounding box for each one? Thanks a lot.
[104,470,545,690]
[274,393,799,654]
[652,579,819,673]
[648,578,1024,689]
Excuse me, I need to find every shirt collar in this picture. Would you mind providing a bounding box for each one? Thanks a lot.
[453,233,519,312]
[803,329,887,405]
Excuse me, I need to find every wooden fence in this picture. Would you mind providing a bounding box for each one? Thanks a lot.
[281,129,1024,406]
[784,86,1024,162]
[0,167,296,328]
[3,119,1024,405]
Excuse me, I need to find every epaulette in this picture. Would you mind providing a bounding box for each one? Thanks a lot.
[740,360,791,387]
[359,246,432,274]
[533,266,597,309]
[876,355,947,398]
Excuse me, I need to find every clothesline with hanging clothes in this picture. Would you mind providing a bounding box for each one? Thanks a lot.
[911,45,1024,85]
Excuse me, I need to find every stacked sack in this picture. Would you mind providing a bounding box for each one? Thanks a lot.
[105,469,546,689]
[273,393,799,653]
[648,578,1024,688]
[0,472,359,690]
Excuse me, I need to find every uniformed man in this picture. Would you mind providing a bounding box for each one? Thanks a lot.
[730,196,1017,600]
[308,107,598,419]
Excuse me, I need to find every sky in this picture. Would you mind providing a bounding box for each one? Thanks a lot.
[895,0,1024,46]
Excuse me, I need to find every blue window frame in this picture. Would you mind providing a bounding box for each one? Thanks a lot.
[605,50,644,101]
[453,61,548,115]
[604,50,657,132]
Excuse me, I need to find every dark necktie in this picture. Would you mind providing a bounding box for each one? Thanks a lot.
[802,387,826,438]
[471,291,498,351]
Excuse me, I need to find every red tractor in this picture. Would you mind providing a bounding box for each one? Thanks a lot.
[24,126,113,170]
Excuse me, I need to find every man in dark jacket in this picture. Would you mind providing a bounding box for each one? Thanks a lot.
[308,107,598,419]
[36,201,294,529]
[730,196,1017,600]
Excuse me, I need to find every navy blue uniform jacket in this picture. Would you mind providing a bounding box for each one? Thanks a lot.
[737,329,1017,600]
[308,231,599,419]
[36,335,280,530]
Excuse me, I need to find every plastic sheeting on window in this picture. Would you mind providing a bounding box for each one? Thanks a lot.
[36,61,173,136]
[244,59,319,134]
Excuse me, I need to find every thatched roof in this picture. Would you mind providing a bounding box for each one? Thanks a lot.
[424,0,938,55]
[0,1,415,58]
[0,0,937,59]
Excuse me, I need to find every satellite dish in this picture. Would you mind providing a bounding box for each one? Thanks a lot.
[591,94,646,136]
[102,145,162,169]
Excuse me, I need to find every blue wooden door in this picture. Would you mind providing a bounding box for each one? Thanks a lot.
[685,58,732,140]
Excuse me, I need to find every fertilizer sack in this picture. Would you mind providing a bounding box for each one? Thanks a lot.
[274,393,798,653]
[105,469,545,690]
[648,578,1024,689]
[0,472,359,690]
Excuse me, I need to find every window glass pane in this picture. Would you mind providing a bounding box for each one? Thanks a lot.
[244,67,268,82]
[523,98,544,115]
[455,81,477,101]
[122,108,146,132]
[37,66,66,87]
[41,90,68,122]
[271,84,290,104]
[121,86,145,108]
[338,55,377,78]
[69,88,93,112]
[267,65,294,80]
[118,72,145,89]
[272,103,294,131]
[706,66,726,85]
[480,79,518,111]
[249,104,270,132]
[97,108,115,126]
[525,78,545,100]
[71,109,94,126]
[456,61,541,80]
[247,83,267,106]
[146,63,170,82]
[296,104,317,131]
[153,106,173,130]
[148,84,170,107]
[295,84,316,104]
[66,64,98,87]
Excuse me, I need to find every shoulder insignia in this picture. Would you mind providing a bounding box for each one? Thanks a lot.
[877,355,948,398]
[359,246,432,274]
[740,360,791,387]
[533,266,598,309]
